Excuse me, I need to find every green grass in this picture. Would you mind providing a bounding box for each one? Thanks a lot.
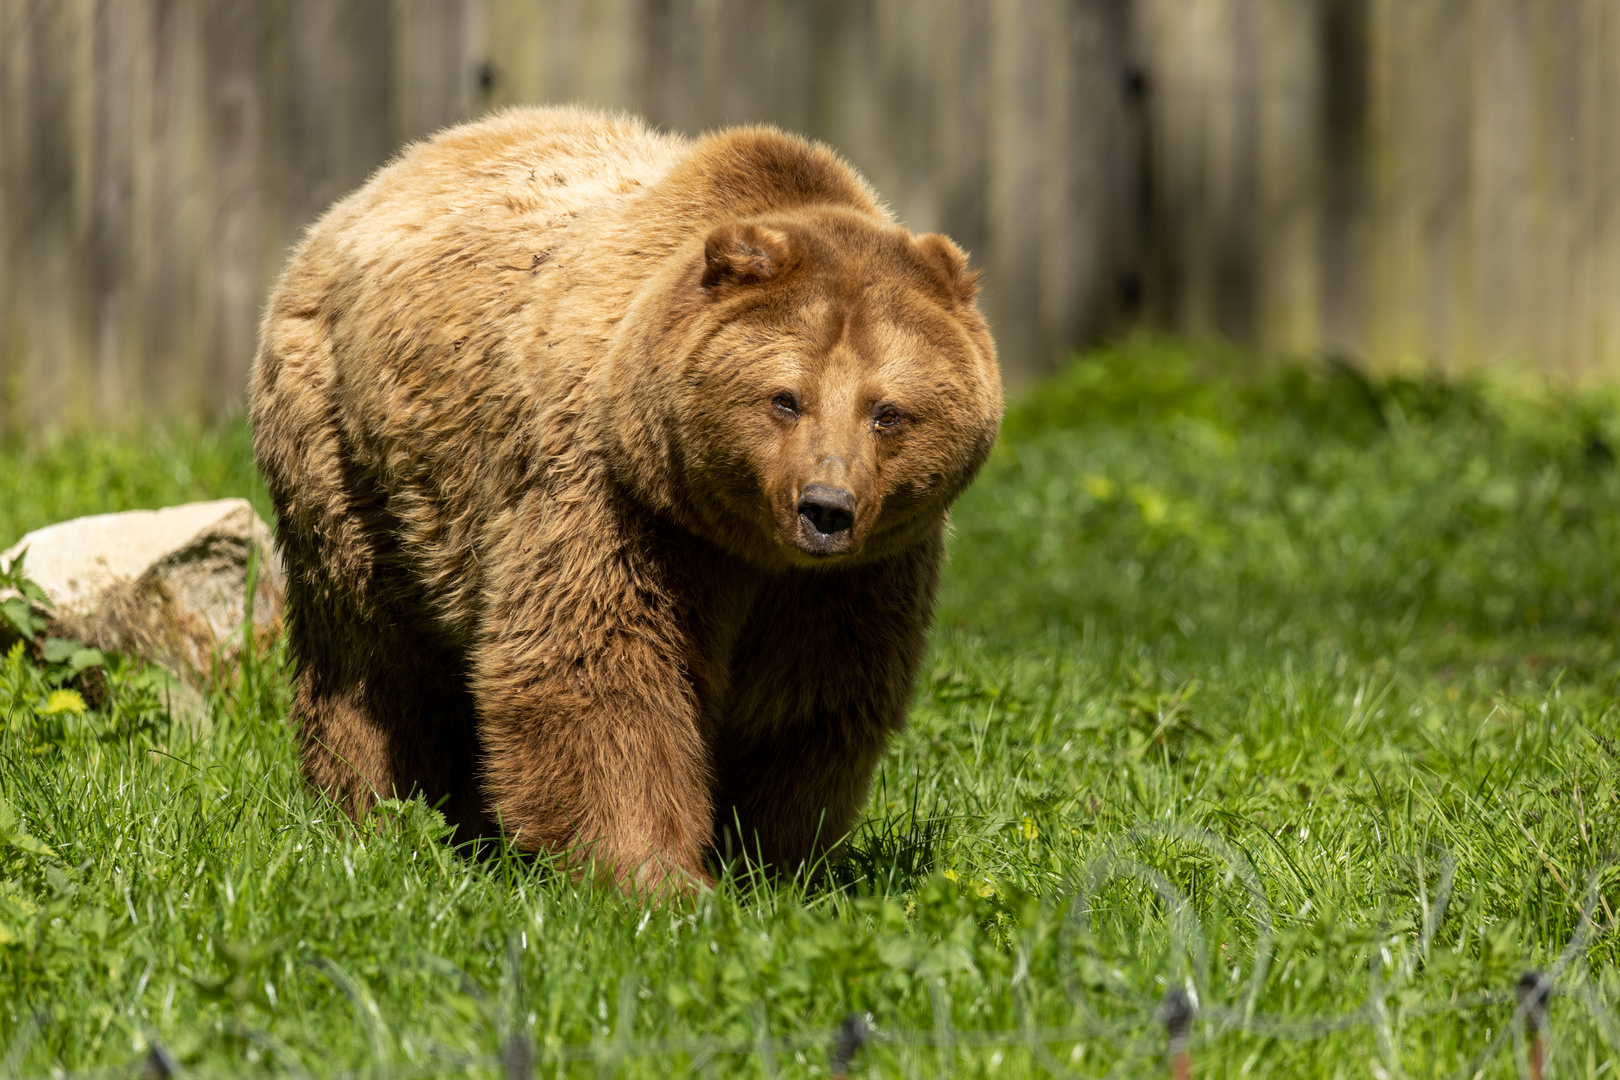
[0,421,270,548]
[2,337,1618,1078]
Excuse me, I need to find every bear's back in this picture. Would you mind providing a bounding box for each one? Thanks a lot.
[259,107,683,481]
[321,106,681,254]
[282,106,683,377]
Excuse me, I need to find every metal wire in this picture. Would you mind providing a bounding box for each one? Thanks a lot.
[3,828,1614,1080]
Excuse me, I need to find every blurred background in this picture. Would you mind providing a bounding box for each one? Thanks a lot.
[1,0,1616,431]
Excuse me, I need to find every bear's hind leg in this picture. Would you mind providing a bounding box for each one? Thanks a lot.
[254,353,493,844]
[288,572,493,844]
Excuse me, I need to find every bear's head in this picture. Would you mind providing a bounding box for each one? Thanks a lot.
[603,205,1002,570]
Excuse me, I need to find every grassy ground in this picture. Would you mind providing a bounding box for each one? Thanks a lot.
[2,338,1618,1078]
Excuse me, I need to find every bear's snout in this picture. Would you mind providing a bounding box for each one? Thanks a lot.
[796,484,857,553]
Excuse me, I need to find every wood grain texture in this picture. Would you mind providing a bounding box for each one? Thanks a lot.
[2,0,1617,431]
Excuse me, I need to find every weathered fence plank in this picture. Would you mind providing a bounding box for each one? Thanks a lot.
[1,0,1618,431]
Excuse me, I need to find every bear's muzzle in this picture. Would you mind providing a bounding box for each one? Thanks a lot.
[795,484,857,555]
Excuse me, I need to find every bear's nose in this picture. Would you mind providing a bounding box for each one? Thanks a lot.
[798,484,856,537]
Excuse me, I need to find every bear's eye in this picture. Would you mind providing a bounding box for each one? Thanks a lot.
[772,392,800,417]
[873,405,903,432]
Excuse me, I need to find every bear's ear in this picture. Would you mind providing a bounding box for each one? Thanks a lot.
[702,222,798,293]
[914,233,981,306]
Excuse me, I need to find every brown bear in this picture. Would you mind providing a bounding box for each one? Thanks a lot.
[250,106,1001,894]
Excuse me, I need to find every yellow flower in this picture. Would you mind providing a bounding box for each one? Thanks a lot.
[39,689,86,716]
[1020,816,1039,841]
[944,868,996,898]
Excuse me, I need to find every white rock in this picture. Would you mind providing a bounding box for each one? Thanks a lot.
[1,499,285,686]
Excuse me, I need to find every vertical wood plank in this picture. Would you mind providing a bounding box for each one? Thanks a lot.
[1054,0,1135,351]
[641,0,697,132]
[1253,0,1319,358]
[1422,0,1474,373]
[0,0,31,432]
[1525,0,1581,378]
[129,0,200,417]
[761,0,816,136]
[1317,0,1370,362]
[1585,0,1620,377]
[279,0,343,232]
[986,0,1049,379]
[13,1,86,423]
[711,0,770,126]
[567,0,642,115]
[934,0,990,265]
[391,0,472,145]
[1469,0,1534,373]
[1141,0,1228,338]
[868,0,938,230]
[482,0,542,108]
[1361,0,1403,369]
[338,0,395,186]
[88,0,135,418]
[1213,0,1260,344]
[202,0,264,417]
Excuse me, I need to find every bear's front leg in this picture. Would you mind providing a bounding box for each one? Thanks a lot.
[470,492,715,896]
[714,534,943,878]
[474,627,716,893]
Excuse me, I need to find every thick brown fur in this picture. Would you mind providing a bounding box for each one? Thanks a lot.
[250,106,1002,895]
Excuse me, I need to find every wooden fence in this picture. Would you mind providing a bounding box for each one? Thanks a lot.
[2,0,1617,430]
